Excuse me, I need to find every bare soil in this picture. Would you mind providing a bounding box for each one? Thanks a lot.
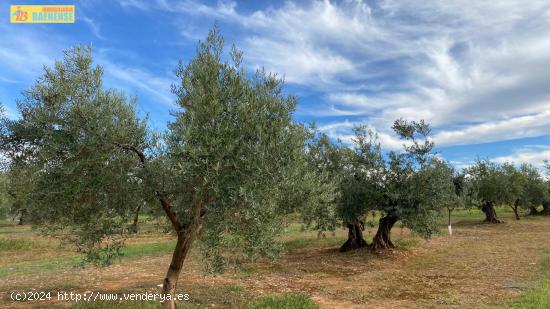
[1,213,549,308]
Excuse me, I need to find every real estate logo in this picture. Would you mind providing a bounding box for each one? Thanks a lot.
[10,5,75,23]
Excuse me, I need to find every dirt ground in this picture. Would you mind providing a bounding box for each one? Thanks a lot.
[1,211,549,308]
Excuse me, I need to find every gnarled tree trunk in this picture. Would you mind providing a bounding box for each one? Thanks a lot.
[17,209,26,225]
[511,201,520,220]
[541,201,550,215]
[339,220,367,252]
[481,201,502,223]
[371,211,399,249]
[512,207,520,220]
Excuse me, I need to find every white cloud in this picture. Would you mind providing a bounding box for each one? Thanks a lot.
[318,120,405,150]
[101,62,175,107]
[80,17,106,40]
[493,146,550,168]
[0,22,175,113]
[433,110,550,147]
[156,0,550,148]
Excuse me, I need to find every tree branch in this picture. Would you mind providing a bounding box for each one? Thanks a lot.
[114,142,146,164]
[156,191,182,232]
[114,142,183,233]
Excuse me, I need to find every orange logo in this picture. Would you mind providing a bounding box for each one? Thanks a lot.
[12,6,28,21]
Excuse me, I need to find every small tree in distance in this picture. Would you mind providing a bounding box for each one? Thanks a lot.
[515,163,548,218]
[466,160,508,223]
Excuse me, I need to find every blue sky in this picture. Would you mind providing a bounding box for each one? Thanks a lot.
[2,0,550,169]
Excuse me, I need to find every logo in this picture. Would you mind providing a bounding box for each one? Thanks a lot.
[12,6,28,22]
[10,5,75,23]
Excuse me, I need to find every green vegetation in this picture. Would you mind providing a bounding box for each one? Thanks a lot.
[0,240,175,278]
[250,293,319,309]
[508,251,550,308]
[0,237,48,251]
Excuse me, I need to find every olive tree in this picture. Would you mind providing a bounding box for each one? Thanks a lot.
[466,160,508,223]
[516,163,548,217]
[500,163,527,220]
[1,45,151,252]
[540,160,550,216]
[300,127,341,238]
[370,119,455,249]
[1,29,308,309]
[338,126,384,251]
[303,126,382,252]
[310,119,455,251]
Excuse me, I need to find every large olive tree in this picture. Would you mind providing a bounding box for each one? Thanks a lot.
[303,126,381,252]
[370,119,455,249]
[307,120,455,251]
[1,29,308,309]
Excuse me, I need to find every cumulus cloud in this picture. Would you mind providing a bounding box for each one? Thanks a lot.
[493,145,550,168]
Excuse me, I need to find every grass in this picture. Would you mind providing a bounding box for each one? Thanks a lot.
[507,250,550,308]
[0,229,33,234]
[0,237,48,251]
[284,235,346,251]
[249,293,319,309]
[0,240,176,278]
[69,291,318,309]
[394,238,421,251]
[120,240,175,258]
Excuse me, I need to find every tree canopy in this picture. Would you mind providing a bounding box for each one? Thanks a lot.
[0,29,313,309]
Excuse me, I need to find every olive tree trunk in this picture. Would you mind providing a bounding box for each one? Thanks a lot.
[339,221,367,252]
[17,209,26,225]
[510,203,520,221]
[371,211,399,249]
[128,204,142,233]
[481,201,502,223]
[161,230,197,309]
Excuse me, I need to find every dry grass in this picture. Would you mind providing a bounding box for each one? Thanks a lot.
[0,210,548,308]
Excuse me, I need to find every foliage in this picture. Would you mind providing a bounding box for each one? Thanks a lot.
[338,125,385,225]
[465,160,509,207]
[467,161,547,212]
[516,163,548,210]
[301,127,347,231]
[0,172,8,220]
[168,28,311,272]
[0,46,151,264]
[378,119,454,238]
